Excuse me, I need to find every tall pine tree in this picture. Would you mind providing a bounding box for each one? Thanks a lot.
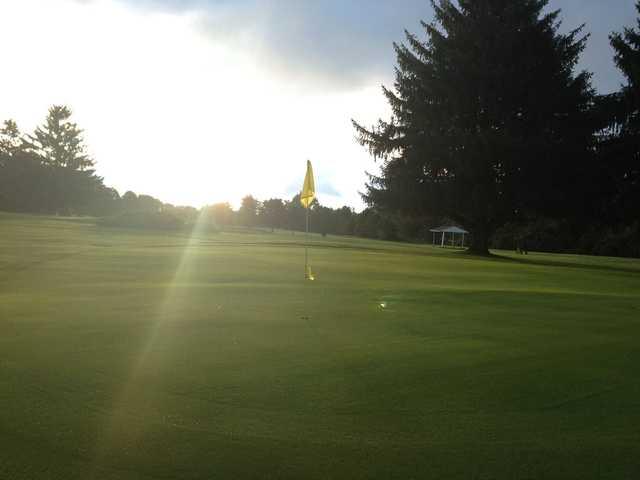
[607,1,640,222]
[611,2,640,97]
[28,105,94,171]
[353,0,595,254]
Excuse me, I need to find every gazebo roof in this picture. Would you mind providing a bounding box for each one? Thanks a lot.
[429,225,469,234]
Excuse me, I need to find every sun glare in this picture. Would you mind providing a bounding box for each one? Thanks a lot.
[0,0,387,209]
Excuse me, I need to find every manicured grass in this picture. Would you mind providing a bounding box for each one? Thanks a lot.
[1,212,639,479]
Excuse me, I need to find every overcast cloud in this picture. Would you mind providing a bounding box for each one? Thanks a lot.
[103,0,636,92]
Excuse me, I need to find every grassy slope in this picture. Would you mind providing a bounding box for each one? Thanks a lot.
[1,212,639,479]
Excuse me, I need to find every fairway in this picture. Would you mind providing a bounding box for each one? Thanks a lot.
[1,213,640,479]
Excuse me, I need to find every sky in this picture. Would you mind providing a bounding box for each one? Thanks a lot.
[0,0,636,210]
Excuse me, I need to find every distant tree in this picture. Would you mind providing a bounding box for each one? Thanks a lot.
[0,149,49,212]
[136,194,163,213]
[260,198,287,231]
[311,205,333,235]
[0,120,25,158]
[117,191,163,214]
[238,195,260,227]
[27,105,94,170]
[353,0,595,254]
[206,202,234,227]
[354,208,397,241]
[285,194,318,232]
[162,204,199,224]
[87,186,121,217]
[121,191,138,211]
[333,206,356,236]
[254,196,355,236]
[307,205,355,237]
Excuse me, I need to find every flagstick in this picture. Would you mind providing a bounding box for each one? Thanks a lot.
[305,206,309,279]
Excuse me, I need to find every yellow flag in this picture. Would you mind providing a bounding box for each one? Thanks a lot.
[300,160,315,209]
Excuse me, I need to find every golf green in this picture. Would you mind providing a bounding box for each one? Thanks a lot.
[1,213,639,479]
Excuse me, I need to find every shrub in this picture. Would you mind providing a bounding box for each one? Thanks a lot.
[592,222,640,258]
[491,218,576,253]
[97,211,184,230]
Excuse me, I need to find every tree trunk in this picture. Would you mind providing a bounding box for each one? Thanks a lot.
[467,223,491,256]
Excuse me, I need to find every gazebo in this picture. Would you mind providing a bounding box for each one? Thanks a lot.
[430,225,469,248]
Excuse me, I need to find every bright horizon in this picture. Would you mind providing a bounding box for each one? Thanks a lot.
[0,0,390,210]
[0,0,633,210]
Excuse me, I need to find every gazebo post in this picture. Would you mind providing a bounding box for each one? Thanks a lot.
[462,233,465,248]
[441,232,445,247]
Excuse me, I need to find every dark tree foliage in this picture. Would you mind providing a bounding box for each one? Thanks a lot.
[312,205,355,236]
[354,208,398,241]
[604,1,640,224]
[353,0,595,254]
[260,198,287,231]
[284,194,312,232]
[330,206,357,236]
[278,197,355,237]
[0,151,50,213]
[224,194,359,238]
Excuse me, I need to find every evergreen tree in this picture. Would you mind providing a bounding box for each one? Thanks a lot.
[607,1,640,222]
[0,120,25,157]
[353,0,595,254]
[611,1,640,95]
[28,105,94,170]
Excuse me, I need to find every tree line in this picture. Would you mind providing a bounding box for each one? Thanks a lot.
[2,1,640,256]
[0,106,423,240]
[0,106,115,216]
[353,0,640,257]
[198,196,424,240]
[200,195,354,236]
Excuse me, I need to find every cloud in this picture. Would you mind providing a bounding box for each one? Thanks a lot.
[99,0,635,93]
[102,0,431,89]
[317,179,341,197]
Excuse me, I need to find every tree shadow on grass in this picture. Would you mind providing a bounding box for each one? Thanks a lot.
[483,250,640,275]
